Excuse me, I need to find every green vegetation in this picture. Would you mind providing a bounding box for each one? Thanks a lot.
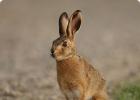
[113,82,140,100]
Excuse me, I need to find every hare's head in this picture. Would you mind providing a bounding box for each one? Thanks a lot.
[51,10,82,61]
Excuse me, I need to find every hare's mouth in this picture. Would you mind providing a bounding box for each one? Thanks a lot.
[50,53,55,58]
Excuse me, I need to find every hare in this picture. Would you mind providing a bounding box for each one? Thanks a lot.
[51,10,108,100]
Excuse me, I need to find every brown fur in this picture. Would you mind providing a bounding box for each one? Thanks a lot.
[51,10,108,100]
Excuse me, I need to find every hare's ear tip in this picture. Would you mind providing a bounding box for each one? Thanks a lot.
[61,12,68,15]
[60,12,68,18]
[75,10,82,13]
[62,12,67,15]
[73,10,82,17]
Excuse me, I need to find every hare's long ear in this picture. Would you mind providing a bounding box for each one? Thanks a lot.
[67,10,82,39]
[59,12,69,37]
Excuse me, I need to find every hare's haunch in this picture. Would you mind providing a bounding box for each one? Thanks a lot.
[51,10,108,100]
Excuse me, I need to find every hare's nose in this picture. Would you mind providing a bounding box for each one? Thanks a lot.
[51,49,54,54]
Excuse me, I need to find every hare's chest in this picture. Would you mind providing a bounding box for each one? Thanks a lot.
[57,67,85,86]
[57,61,85,79]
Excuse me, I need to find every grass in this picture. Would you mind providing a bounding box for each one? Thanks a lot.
[112,82,140,100]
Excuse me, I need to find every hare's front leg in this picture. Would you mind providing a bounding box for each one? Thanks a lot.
[63,88,85,100]
[94,90,108,100]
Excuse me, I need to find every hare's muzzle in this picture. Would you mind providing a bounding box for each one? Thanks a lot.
[50,49,55,58]
[51,53,55,58]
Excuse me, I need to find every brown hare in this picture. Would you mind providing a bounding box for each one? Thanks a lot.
[51,10,108,100]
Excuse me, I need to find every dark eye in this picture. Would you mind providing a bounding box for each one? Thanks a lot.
[63,41,67,47]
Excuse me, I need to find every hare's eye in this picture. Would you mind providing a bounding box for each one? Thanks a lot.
[63,41,67,47]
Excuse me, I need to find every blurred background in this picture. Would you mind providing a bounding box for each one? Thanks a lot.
[0,0,140,100]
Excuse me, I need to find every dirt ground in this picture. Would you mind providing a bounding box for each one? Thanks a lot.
[0,0,140,100]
